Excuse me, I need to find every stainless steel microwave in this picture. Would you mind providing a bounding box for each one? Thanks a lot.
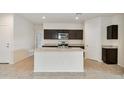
[58,33,69,40]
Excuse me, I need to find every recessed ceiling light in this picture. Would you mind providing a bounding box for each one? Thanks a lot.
[75,16,79,20]
[42,16,46,19]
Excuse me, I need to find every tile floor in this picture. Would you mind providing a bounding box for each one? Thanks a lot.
[0,56,124,79]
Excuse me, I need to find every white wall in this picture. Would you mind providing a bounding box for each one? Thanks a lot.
[84,17,102,62]
[42,23,84,45]
[14,15,34,63]
[111,14,124,67]
[43,23,83,29]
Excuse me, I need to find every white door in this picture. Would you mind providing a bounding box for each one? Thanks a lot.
[0,25,10,63]
[84,18,102,62]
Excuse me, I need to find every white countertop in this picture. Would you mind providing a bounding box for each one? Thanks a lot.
[43,44,84,46]
[35,47,84,52]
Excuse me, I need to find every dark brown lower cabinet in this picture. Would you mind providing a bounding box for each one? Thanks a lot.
[69,46,84,49]
[102,48,118,64]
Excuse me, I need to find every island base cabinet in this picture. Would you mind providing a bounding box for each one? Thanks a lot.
[34,48,84,72]
[102,48,118,64]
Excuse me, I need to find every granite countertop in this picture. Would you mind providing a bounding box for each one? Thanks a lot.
[102,45,118,49]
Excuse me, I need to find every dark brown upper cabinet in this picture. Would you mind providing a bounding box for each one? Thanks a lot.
[107,25,118,39]
[69,30,83,39]
[44,29,58,39]
[44,29,83,40]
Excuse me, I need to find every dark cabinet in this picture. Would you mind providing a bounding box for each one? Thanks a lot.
[69,30,75,39]
[102,48,118,64]
[69,46,84,49]
[69,30,83,39]
[107,25,118,39]
[44,29,83,40]
[75,30,83,39]
[44,29,58,39]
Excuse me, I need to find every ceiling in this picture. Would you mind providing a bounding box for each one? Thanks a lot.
[19,13,116,24]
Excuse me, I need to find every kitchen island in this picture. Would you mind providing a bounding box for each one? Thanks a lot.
[34,48,84,72]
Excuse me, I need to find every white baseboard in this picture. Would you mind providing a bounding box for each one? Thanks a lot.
[0,58,9,63]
